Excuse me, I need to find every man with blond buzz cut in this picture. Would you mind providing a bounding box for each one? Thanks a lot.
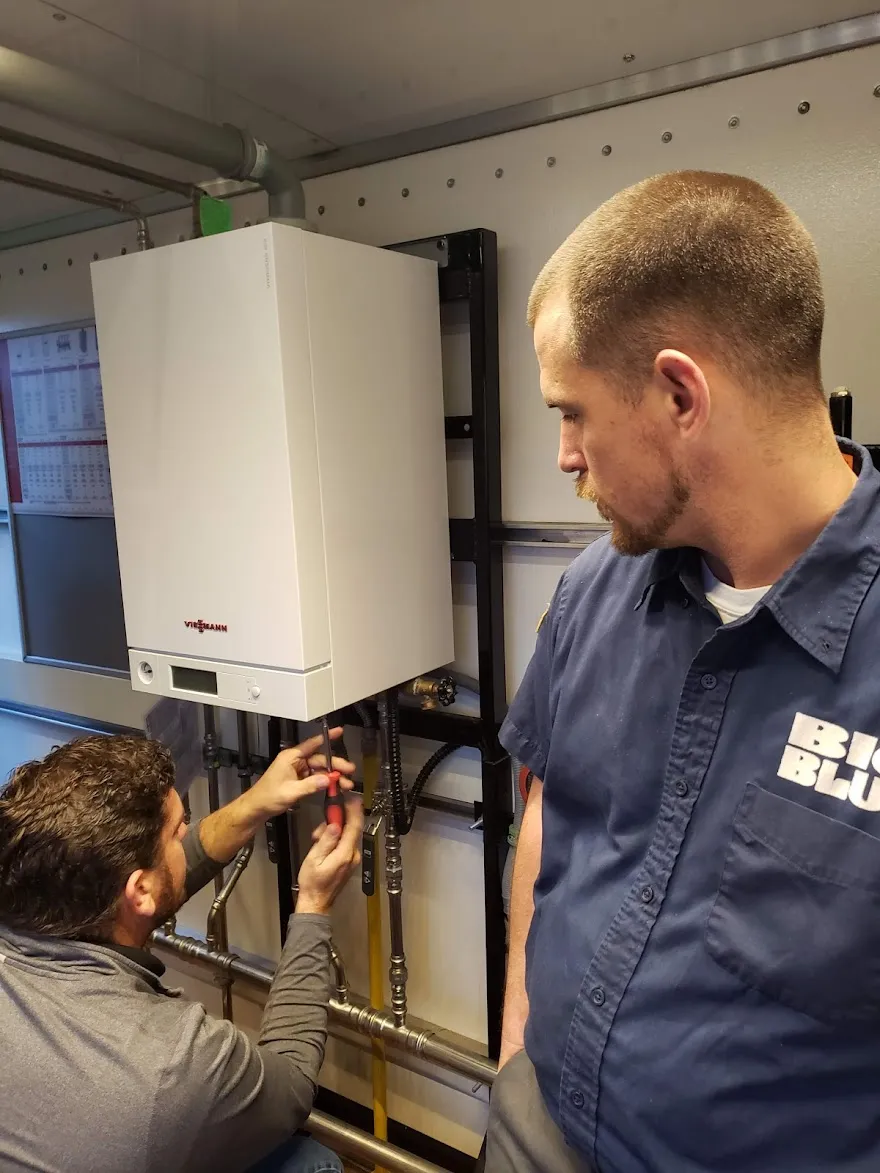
[488,171,880,1173]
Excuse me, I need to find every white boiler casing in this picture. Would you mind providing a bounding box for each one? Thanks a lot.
[91,223,453,720]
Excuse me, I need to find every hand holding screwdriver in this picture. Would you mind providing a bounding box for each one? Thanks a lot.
[321,715,346,830]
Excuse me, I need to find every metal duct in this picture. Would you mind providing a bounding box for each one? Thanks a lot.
[0,44,305,221]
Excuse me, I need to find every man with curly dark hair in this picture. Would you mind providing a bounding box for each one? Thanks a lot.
[0,730,362,1173]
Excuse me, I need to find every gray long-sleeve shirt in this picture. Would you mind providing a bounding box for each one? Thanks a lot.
[0,822,332,1173]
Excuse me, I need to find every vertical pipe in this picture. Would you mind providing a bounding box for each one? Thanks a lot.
[378,693,408,1027]
[362,725,389,1165]
[203,705,232,1019]
[383,824,408,1027]
[279,718,302,902]
[267,717,295,944]
[236,711,253,791]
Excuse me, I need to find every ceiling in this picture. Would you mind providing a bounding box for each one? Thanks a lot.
[0,0,876,236]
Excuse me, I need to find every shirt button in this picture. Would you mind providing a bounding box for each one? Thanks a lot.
[640,885,655,904]
[590,986,606,1007]
[570,1089,585,1110]
[675,779,689,797]
[700,673,717,690]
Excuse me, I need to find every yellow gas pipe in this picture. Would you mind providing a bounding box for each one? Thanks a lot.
[362,728,388,1172]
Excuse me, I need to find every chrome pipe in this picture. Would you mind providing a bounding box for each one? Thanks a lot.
[151,928,496,1087]
[378,689,409,1025]
[206,843,253,952]
[329,998,495,1087]
[327,1019,489,1100]
[384,823,408,1026]
[306,1110,448,1173]
[205,715,255,952]
[328,940,349,1004]
[203,708,227,953]
[0,164,151,247]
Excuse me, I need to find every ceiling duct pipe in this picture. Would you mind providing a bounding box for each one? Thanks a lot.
[0,165,151,248]
[0,43,306,223]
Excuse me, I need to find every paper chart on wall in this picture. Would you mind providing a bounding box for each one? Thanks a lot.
[2,325,113,516]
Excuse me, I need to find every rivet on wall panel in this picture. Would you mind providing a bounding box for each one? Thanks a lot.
[358,196,366,206]
[93,253,99,261]
[546,156,556,167]
[728,116,740,128]
[121,248,127,256]
[873,84,880,97]
[495,168,504,178]
[67,258,72,266]
[623,53,635,63]
[318,205,325,215]
[402,187,410,197]
[798,101,811,114]
[602,145,612,156]
[446,178,455,188]
[244,220,251,227]
[661,131,673,143]
[437,239,446,251]
[18,268,23,276]
[42,263,47,271]
[178,235,185,242]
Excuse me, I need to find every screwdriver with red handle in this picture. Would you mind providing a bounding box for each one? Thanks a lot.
[321,715,345,830]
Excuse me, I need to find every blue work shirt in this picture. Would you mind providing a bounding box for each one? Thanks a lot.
[500,441,880,1173]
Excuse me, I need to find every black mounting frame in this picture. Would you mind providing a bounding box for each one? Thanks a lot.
[267,227,511,1057]
[435,227,511,1059]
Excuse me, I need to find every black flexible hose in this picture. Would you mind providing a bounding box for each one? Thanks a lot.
[378,689,408,835]
[405,741,457,832]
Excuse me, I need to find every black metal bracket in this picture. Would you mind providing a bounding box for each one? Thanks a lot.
[397,228,511,1057]
[266,228,510,1058]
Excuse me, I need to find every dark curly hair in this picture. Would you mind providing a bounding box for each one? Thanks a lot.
[0,735,175,941]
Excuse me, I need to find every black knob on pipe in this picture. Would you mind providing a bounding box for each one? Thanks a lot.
[830,387,852,440]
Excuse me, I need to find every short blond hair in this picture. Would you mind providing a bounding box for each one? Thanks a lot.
[529,171,825,403]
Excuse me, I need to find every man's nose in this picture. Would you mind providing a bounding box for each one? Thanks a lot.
[558,437,586,476]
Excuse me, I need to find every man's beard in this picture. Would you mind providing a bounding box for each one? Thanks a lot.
[576,470,690,556]
[152,863,186,928]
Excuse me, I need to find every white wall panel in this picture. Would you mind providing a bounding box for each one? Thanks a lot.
[306,43,880,527]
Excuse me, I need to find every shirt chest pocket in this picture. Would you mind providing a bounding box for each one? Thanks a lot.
[705,782,880,1024]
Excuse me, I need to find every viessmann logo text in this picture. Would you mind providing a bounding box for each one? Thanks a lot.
[184,619,228,634]
[779,712,880,812]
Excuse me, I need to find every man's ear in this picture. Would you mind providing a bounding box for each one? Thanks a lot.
[653,349,711,436]
[123,869,157,920]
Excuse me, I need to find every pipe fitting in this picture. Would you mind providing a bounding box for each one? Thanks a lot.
[404,676,456,710]
[329,941,350,1003]
[151,929,495,1086]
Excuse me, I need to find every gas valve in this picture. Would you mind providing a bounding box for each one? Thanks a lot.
[404,675,457,710]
